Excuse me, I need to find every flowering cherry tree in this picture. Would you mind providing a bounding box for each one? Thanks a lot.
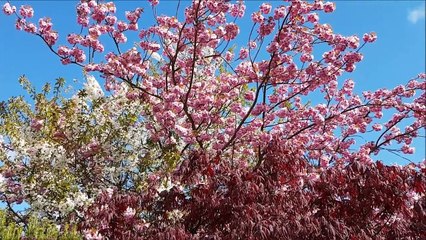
[1,0,425,239]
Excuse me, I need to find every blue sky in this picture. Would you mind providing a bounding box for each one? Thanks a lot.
[0,0,425,164]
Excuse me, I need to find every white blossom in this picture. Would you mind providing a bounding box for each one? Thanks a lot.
[123,207,136,218]
[105,187,114,198]
[0,174,6,192]
[83,229,103,240]
[167,209,184,222]
[84,75,104,100]
[157,178,174,193]
[148,50,163,62]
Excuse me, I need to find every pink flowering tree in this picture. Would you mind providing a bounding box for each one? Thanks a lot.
[1,0,425,239]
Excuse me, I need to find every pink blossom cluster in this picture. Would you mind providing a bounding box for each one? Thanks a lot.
[2,2,15,15]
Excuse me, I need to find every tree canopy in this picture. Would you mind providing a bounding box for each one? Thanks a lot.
[1,0,425,239]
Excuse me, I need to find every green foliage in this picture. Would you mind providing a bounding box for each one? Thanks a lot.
[163,146,180,172]
[18,75,36,100]
[0,210,82,240]
[0,210,23,240]
[25,215,81,240]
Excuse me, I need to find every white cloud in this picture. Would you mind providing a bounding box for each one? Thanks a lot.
[408,4,425,24]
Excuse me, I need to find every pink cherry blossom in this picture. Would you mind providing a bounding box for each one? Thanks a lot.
[239,48,249,59]
[300,53,313,63]
[401,145,415,154]
[15,18,26,30]
[19,5,34,18]
[323,2,336,13]
[223,23,239,41]
[1,1,425,239]
[23,22,37,33]
[372,123,383,131]
[363,32,378,43]
[251,11,264,23]
[307,13,319,23]
[148,0,159,7]
[2,2,16,15]
[259,3,272,15]
[273,6,286,20]
[38,17,52,33]
[229,2,246,18]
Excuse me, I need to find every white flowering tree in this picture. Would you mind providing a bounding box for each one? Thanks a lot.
[0,76,164,226]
